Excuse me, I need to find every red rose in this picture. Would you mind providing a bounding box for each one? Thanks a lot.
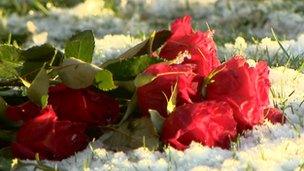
[48,84,120,125]
[5,101,40,122]
[137,63,203,117]
[11,106,89,160]
[206,56,271,132]
[159,15,220,76]
[5,84,120,126]
[264,107,285,124]
[161,101,237,150]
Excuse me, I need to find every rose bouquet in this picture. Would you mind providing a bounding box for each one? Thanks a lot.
[0,16,285,167]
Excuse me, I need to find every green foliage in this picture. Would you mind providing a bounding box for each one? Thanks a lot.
[20,43,56,61]
[0,45,21,80]
[134,73,156,87]
[65,30,95,63]
[0,97,7,117]
[0,44,21,62]
[166,82,178,114]
[149,109,165,134]
[0,136,14,170]
[101,30,171,67]
[57,58,100,89]
[26,68,49,107]
[119,93,137,124]
[20,44,63,81]
[101,118,159,151]
[0,43,62,82]
[0,60,21,80]
[0,156,12,171]
[0,130,15,142]
[106,55,163,81]
[94,70,116,91]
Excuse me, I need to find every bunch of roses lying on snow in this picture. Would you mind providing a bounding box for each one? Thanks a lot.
[1,16,285,161]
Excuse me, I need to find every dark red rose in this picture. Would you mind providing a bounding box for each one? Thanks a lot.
[264,107,285,124]
[161,101,237,150]
[137,63,203,117]
[5,101,41,122]
[206,56,271,132]
[5,84,120,126]
[48,84,120,125]
[159,15,220,76]
[11,106,89,160]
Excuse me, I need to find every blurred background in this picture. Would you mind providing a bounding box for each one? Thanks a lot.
[0,0,304,62]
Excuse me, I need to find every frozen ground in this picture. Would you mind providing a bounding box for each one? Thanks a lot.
[4,0,304,47]
[3,0,304,170]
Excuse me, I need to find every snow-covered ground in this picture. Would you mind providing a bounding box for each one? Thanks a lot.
[3,0,304,170]
[4,0,304,47]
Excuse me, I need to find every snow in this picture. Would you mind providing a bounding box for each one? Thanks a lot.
[220,34,304,60]
[4,0,304,170]
[120,0,304,39]
[22,123,303,171]
[269,67,304,107]
[92,35,142,65]
[5,0,304,48]
[6,0,148,47]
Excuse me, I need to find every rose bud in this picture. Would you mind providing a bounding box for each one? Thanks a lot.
[137,63,203,117]
[11,106,89,160]
[161,101,237,150]
[48,84,120,125]
[206,56,271,132]
[264,107,285,124]
[159,15,220,76]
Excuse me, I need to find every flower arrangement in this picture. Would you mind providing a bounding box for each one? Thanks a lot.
[0,16,285,164]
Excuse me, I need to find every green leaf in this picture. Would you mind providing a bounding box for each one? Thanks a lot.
[119,93,137,124]
[167,82,178,114]
[19,77,31,88]
[0,96,7,111]
[0,96,8,124]
[149,109,165,134]
[0,147,13,159]
[0,97,7,121]
[203,67,225,98]
[20,43,56,62]
[0,44,21,62]
[27,68,49,107]
[134,73,156,87]
[17,44,62,81]
[105,55,163,81]
[0,43,58,64]
[0,157,12,171]
[57,58,101,89]
[0,45,21,80]
[65,30,95,63]
[0,60,20,80]
[0,130,15,142]
[94,69,116,91]
[0,147,13,170]
[18,61,44,81]
[101,118,159,151]
[101,30,171,67]
[114,81,135,92]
